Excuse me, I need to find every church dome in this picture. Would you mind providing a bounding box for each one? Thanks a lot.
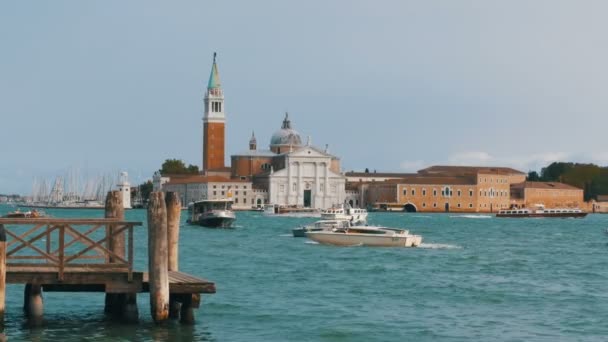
[270,113,302,152]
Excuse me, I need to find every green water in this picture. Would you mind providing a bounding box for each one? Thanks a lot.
[1,205,607,341]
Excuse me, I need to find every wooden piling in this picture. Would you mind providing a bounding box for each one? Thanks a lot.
[0,225,6,325]
[148,192,169,323]
[166,192,181,272]
[105,191,125,261]
[165,192,181,319]
[24,284,43,322]
[104,191,125,315]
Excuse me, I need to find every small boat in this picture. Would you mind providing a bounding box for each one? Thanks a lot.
[305,225,422,247]
[496,204,587,218]
[292,219,352,237]
[320,204,368,225]
[188,199,236,228]
[3,209,47,218]
[263,204,320,217]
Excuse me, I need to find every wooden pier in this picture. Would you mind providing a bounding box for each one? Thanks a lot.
[0,191,215,325]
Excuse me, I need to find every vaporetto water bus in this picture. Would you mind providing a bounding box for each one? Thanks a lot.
[496,205,587,218]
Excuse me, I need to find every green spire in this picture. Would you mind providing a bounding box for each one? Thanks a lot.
[207,52,221,89]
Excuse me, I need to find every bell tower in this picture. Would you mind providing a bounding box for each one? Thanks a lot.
[203,52,226,172]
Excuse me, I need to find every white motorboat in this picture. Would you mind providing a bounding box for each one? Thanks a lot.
[188,199,236,228]
[320,204,368,225]
[305,225,422,247]
[292,219,352,237]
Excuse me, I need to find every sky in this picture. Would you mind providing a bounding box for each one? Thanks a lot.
[1,1,607,194]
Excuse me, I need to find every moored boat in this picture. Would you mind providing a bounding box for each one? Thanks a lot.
[320,204,368,225]
[305,226,422,247]
[496,205,587,218]
[292,219,352,237]
[2,209,48,218]
[263,204,320,217]
[188,199,236,228]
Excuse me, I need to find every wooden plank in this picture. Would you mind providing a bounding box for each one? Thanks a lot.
[7,271,145,285]
[0,218,142,225]
[5,229,60,264]
[58,224,65,280]
[63,225,130,265]
[6,223,46,248]
[54,224,104,256]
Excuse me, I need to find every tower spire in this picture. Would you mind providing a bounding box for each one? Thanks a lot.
[249,131,257,151]
[203,52,226,172]
[208,52,221,90]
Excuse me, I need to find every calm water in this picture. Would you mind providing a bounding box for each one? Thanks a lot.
[1,205,607,341]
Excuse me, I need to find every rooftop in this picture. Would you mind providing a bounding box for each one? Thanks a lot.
[165,175,249,185]
[511,181,582,191]
[345,172,417,178]
[419,165,525,176]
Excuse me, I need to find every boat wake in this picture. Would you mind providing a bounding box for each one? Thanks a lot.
[279,234,292,237]
[418,243,462,249]
[304,241,319,245]
[450,215,492,219]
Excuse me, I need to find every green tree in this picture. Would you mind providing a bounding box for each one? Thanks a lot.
[160,159,199,175]
[527,171,540,181]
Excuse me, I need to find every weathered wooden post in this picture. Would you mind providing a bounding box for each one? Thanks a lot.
[24,284,43,323]
[0,224,6,325]
[148,192,169,323]
[105,191,125,261]
[104,191,124,315]
[165,192,181,319]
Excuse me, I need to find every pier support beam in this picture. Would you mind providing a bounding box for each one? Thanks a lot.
[0,225,6,326]
[179,294,199,325]
[24,284,44,323]
[166,192,181,319]
[148,192,169,323]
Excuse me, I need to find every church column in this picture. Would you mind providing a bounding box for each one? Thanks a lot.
[287,161,292,205]
[297,162,303,205]
[314,162,320,208]
[324,163,330,208]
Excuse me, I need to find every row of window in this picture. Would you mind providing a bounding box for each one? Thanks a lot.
[420,203,475,208]
[478,190,507,197]
[278,183,336,193]
[403,188,474,197]
[211,184,247,190]
[479,177,508,184]
[212,190,247,196]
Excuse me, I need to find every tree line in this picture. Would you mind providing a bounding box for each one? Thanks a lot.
[527,162,608,201]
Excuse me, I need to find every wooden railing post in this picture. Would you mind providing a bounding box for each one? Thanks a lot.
[148,192,169,323]
[165,192,181,319]
[0,224,6,325]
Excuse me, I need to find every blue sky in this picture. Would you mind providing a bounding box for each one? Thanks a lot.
[1,1,607,194]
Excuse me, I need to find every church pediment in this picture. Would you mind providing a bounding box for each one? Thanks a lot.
[288,146,333,158]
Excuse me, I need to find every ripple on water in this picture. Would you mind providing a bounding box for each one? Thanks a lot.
[2,206,608,341]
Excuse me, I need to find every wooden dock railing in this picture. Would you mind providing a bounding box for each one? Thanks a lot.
[0,191,215,327]
[0,218,141,281]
